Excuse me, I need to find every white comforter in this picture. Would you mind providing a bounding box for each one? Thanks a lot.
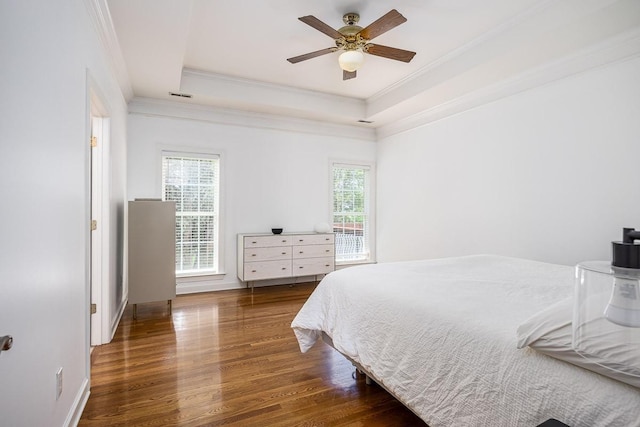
[291,255,640,426]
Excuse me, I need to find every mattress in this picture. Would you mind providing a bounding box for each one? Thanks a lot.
[291,255,640,426]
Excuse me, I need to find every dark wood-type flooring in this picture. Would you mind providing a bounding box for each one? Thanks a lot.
[79,283,427,426]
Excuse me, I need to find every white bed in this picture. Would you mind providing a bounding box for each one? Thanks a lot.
[291,255,640,426]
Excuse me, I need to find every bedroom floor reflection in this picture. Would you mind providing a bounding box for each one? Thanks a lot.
[80,283,426,426]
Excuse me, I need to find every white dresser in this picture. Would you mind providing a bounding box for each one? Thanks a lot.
[237,232,335,288]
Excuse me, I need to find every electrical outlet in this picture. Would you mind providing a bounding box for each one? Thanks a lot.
[56,367,63,400]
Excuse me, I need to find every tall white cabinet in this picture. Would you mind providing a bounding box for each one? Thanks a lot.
[237,232,335,289]
[128,200,176,318]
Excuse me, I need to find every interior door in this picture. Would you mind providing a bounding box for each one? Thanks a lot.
[90,113,106,346]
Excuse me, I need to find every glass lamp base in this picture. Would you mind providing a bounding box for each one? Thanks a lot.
[573,261,640,378]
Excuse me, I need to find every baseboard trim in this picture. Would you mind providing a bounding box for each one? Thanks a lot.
[64,377,90,427]
[177,280,244,294]
[176,275,322,294]
[109,298,127,342]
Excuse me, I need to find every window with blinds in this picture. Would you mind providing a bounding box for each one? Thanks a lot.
[162,153,220,275]
[332,163,371,263]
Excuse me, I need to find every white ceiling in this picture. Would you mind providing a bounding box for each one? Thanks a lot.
[105,0,640,135]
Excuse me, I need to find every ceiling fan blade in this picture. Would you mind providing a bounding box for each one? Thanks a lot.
[365,44,416,63]
[298,15,344,39]
[359,9,407,40]
[287,47,338,64]
[343,70,357,80]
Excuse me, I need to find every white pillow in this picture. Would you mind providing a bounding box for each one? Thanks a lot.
[517,297,573,349]
[517,297,640,389]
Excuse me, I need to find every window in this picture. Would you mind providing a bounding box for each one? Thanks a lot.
[332,162,373,263]
[162,153,220,275]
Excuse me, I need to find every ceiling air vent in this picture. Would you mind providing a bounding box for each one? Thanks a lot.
[169,92,192,98]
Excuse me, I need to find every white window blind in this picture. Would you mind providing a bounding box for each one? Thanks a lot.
[162,153,220,275]
[332,163,370,262]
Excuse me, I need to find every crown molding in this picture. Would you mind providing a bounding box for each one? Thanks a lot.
[376,27,640,140]
[369,0,636,127]
[368,0,557,105]
[128,97,375,141]
[180,68,366,122]
[84,0,133,101]
[182,68,363,106]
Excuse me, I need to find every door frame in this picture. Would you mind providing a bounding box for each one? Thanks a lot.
[88,77,111,347]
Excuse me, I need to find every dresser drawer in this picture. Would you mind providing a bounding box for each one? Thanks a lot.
[244,235,291,248]
[292,244,335,259]
[244,246,290,262]
[291,234,334,246]
[244,260,291,281]
[293,258,335,275]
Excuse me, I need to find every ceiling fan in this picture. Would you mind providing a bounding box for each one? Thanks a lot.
[287,9,416,80]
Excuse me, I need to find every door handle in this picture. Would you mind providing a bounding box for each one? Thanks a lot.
[1,335,13,354]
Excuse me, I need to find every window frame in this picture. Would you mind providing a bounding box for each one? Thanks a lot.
[330,160,376,265]
[160,149,224,278]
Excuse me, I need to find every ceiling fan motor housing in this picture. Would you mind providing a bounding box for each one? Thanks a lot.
[337,14,367,52]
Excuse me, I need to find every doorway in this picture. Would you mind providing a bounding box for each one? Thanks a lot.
[89,92,110,347]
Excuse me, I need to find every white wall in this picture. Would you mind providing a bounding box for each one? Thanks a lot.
[0,1,127,425]
[377,57,640,266]
[127,112,376,291]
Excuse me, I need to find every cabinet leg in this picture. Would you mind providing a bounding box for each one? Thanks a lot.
[168,299,172,315]
[133,303,137,320]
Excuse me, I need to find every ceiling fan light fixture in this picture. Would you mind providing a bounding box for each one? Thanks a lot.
[289,10,414,80]
[338,50,364,72]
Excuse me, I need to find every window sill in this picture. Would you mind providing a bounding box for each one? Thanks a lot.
[336,260,376,268]
[177,271,226,281]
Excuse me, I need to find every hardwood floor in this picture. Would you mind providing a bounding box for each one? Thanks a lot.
[80,283,427,426]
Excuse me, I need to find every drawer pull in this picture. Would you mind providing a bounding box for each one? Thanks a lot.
[299,266,304,269]
[325,249,330,252]
[251,270,257,273]
[281,267,287,270]
[299,251,304,254]
[282,240,287,243]
[299,239,304,242]
[282,252,286,255]
[251,254,256,257]
[325,264,330,267]
[252,241,257,244]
